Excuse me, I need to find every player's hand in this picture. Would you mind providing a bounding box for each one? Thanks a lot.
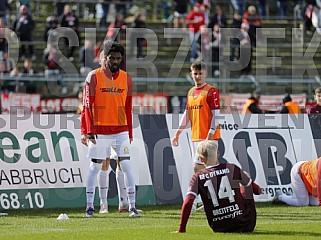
[87,133,96,144]
[172,137,179,147]
[81,134,88,146]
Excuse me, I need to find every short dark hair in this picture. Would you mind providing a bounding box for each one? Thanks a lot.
[103,41,125,59]
[190,60,207,71]
[315,87,321,95]
[282,94,292,104]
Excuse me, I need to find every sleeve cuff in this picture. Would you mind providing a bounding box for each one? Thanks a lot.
[208,128,216,135]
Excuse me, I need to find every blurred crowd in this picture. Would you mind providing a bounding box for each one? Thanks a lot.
[0,0,316,95]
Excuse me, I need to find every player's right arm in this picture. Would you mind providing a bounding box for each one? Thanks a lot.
[172,109,190,147]
[178,173,199,232]
[81,70,97,144]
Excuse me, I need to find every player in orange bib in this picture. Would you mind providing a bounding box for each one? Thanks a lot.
[172,61,221,210]
[81,41,140,218]
[279,94,300,114]
[172,60,221,172]
[272,157,321,206]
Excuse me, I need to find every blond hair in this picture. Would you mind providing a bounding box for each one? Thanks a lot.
[196,140,218,163]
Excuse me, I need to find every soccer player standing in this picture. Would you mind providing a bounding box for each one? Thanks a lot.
[81,41,139,218]
[177,140,261,233]
[172,60,221,173]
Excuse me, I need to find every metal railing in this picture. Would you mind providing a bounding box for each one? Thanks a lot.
[0,74,319,97]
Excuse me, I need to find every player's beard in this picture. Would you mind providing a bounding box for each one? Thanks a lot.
[108,63,120,73]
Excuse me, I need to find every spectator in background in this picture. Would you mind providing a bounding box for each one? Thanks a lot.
[0,52,16,92]
[303,3,314,33]
[279,94,301,114]
[1,52,15,75]
[230,0,246,15]
[106,12,127,42]
[230,11,242,61]
[129,12,147,59]
[42,43,63,77]
[0,0,11,25]
[16,0,32,15]
[22,58,35,76]
[239,23,253,75]
[115,0,131,18]
[211,24,221,77]
[21,58,36,93]
[173,0,188,28]
[58,4,79,61]
[243,5,263,48]
[44,15,58,42]
[242,90,263,113]
[98,0,112,28]
[56,0,67,17]
[200,0,211,26]
[10,66,21,78]
[0,17,8,59]
[80,40,99,76]
[95,40,103,57]
[9,66,24,92]
[197,25,211,64]
[162,0,171,22]
[276,0,290,19]
[42,42,66,93]
[208,5,227,29]
[257,0,267,17]
[186,2,205,62]
[13,4,35,61]
[308,87,321,113]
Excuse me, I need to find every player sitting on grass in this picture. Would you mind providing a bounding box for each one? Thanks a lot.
[177,140,262,233]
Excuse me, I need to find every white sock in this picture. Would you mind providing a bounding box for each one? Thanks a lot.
[98,168,111,205]
[86,162,101,208]
[119,160,136,209]
[116,168,128,207]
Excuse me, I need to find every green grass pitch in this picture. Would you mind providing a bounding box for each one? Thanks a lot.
[1,203,321,240]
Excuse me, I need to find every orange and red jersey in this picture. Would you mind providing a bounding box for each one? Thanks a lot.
[308,104,321,114]
[186,83,220,141]
[81,67,133,139]
[284,101,300,114]
[299,157,321,205]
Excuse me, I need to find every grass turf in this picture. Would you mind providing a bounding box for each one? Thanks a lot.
[1,203,321,240]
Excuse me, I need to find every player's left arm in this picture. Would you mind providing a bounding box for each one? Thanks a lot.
[206,87,220,139]
[126,75,133,141]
